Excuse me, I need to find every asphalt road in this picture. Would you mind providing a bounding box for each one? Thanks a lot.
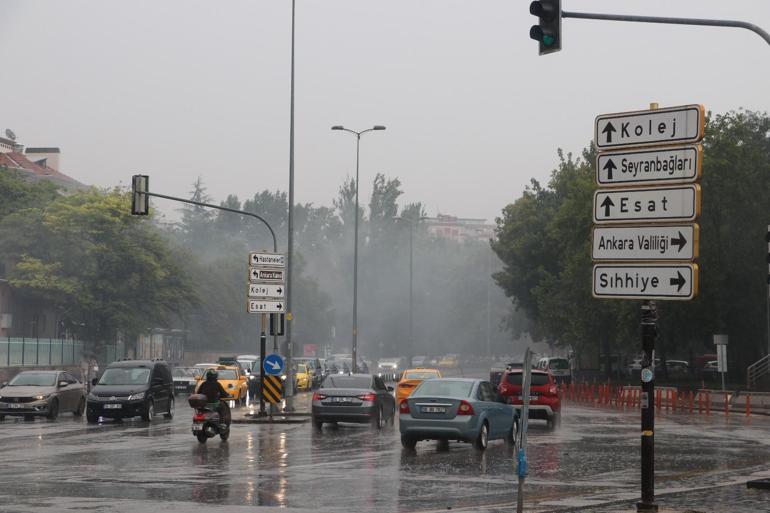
[1,378,770,512]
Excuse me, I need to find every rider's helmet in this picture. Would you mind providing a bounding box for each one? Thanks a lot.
[205,369,218,382]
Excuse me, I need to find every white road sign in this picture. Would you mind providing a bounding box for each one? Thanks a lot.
[248,283,285,299]
[596,145,701,187]
[249,252,285,268]
[595,104,705,150]
[249,268,285,283]
[593,185,700,224]
[593,264,698,300]
[592,224,698,262]
[247,299,285,313]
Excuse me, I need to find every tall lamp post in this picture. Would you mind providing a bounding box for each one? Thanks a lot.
[393,216,428,366]
[331,125,386,372]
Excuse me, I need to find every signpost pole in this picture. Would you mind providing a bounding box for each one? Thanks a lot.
[259,313,267,416]
[638,301,657,512]
[516,347,532,513]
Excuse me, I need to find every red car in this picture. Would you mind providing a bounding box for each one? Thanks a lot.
[497,369,561,429]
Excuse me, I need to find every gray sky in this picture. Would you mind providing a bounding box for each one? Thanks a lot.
[2,0,769,222]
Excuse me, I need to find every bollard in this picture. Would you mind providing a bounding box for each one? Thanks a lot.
[746,394,751,417]
[666,389,671,413]
[656,388,662,412]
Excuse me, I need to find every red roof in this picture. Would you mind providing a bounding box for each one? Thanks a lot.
[0,152,83,189]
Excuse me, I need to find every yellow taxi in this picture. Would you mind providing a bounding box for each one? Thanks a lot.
[396,368,442,404]
[295,363,312,392]
[195,365,249,406]
[437,355,459,368]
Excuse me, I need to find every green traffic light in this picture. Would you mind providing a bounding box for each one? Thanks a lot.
[542,34,556,46]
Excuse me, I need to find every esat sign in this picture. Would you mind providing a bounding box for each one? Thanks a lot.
[247,299,285,313]
[593,185,700,224]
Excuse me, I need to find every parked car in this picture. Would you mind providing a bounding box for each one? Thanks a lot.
[172,367,200,395]
[497,368,561,429]
[0,370,86,420]
[399,378,518,451]
[666,360,690,377]
[311,374,395,430]
[396,368,441,404]
[295,363,312,392]
[293,357,323,389]
[194,365,248,406]
[702,360,719,378]
[87,359,174,423]
[535,357,572,384]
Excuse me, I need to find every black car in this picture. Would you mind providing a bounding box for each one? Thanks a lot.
[86,359,174,423]
[172,367,201,395]
[311,374,396,430]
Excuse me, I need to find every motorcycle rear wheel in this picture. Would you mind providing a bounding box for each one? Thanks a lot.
[196,432,208,444]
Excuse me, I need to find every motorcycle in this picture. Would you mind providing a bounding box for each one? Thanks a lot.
[189,393,232,444]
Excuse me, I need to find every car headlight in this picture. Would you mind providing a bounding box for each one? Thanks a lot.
[35,394,50,401]
[249,375,256,380]
[281,375,287,381]
[87,392,98,400]
[127,392,145,401]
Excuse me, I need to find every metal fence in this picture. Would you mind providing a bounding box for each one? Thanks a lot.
[0,338,124,368]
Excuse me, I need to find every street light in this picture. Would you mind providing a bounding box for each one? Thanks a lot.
[331,125,387,372]
[393,215,429,367]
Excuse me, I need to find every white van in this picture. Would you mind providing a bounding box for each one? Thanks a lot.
[536,356,572,384]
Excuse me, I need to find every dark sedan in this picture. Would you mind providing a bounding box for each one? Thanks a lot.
[0,370,86,420]
[312,374,396,430]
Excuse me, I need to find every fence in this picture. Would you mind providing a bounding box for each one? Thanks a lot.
[0,338,124,368]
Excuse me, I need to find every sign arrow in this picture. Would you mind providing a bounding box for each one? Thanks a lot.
[602,122,616,143]
[671,231,688,253]
[670,271,686,292]
[602,158,617,180]
[600,196,615,218]
[277,287,283,295]
[269,360,281,371]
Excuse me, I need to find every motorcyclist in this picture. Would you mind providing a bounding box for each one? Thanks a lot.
[196,369,232,426]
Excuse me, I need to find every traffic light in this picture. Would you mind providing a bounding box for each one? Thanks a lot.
[529,0,562,55]
[131,174,149,215]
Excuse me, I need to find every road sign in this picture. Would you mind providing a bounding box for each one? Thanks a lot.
[249,268,285,283]
[247,299,285,313]
[263,353,285,376]
[592,224,699,262]
[262,375,282,403]
[596,145,701,187]
[248,283,285,299]
[592,263,698,300]
[593,185,700,224]
[249,252,285,268]
[595,104,705,150]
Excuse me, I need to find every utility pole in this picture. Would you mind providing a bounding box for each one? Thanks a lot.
[285,0,297,412]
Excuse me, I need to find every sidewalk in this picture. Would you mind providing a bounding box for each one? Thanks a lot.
[231,391,313,424]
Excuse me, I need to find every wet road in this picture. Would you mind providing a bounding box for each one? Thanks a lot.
[1,388,770,512]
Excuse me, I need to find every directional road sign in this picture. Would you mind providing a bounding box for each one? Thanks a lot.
[263,353,285,376]
[595,104,705,150]
[593,263,698,300]
[592,224,699,262]
[249,268,285,283]
[249,252,285,268]
[248,283,285,299]
[593,185,700,225]
[596,145,701,187]
[247,299,285,313]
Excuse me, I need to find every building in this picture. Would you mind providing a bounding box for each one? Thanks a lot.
[424,214,495,242]
[0,131,85,191]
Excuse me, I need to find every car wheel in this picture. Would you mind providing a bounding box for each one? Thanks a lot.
[86,412,99,424]
[474,422,489,450]
[506,417,518,447]
[142,400,155,422]
[372,406,384,430]
[164,397,175,419]
[312,417,323,431]
[74,398,85,417]
[196,432,208,444]
[46,399,59,420]
[549,413,560,430]
[401,435,417,450]
[0,415,4,421]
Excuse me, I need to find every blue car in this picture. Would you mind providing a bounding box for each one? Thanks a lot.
[398,378,518,450]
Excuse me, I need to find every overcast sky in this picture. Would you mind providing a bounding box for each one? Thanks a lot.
[2,0,769,222]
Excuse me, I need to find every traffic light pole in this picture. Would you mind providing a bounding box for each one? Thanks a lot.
[638,301,658,512]
[561,11,770,47]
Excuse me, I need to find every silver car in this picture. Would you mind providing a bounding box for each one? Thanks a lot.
[312,374,396,430]
[399,378,518,450]
[0,370,86,420]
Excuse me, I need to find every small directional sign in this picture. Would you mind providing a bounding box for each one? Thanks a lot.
[596,145,701,187]
[249,252,285,268]
[248,283,285,299]
[593,185,700,225]
[249,268,285,283]
[247,299,285,313]
[592,224,699,262]
[263,353,285,376]
[595,104,705,150]
[593,264,698,300]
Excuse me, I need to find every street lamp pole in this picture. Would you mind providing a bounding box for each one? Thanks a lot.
[331,125,386,373]
[394,216,428,366]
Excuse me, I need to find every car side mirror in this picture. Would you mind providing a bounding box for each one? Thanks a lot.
[59,381,69,388]
[153,377,163,385]
[91,378,98,386]
[387,386,394,393]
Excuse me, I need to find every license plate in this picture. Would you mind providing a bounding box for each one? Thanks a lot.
[175,386,186,389]
[192,424,203,431]
[518,396,538,401]
[331,397,353,403]
[104,404,122,409]
[421,406,446,413]
[9,403,23,409]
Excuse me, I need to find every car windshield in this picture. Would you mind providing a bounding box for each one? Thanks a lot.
[404,370,440,380]
[98,368,150,386]
[215,369,237,380]
[412,380,473,398]
[8,372,56,386]
[297,364,308,373]
[506,373,550,386]
[173,368,197,378]
[549,358,569,370]
[321,376,371,389]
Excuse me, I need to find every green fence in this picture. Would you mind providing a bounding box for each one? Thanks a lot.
[0,338,124,367]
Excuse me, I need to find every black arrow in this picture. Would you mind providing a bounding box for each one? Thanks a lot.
[603,159,617,180]
[602,122,616,143]
[277,304,283,310]
[600,196,615,218]
[670,271,686,292]
[277,287,283,294]
[671,231,687,253]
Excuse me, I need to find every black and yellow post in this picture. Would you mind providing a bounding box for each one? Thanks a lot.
[262,375,283,405]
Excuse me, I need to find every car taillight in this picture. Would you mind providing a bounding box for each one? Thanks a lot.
[312,393,327,401]
[549,386,557,396]
[457,400,474,415]
[357,392,377,402]
[399,400,410,414]
[193,412,206,422]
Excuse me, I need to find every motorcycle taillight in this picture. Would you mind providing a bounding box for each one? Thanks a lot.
[193,412,206,422]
